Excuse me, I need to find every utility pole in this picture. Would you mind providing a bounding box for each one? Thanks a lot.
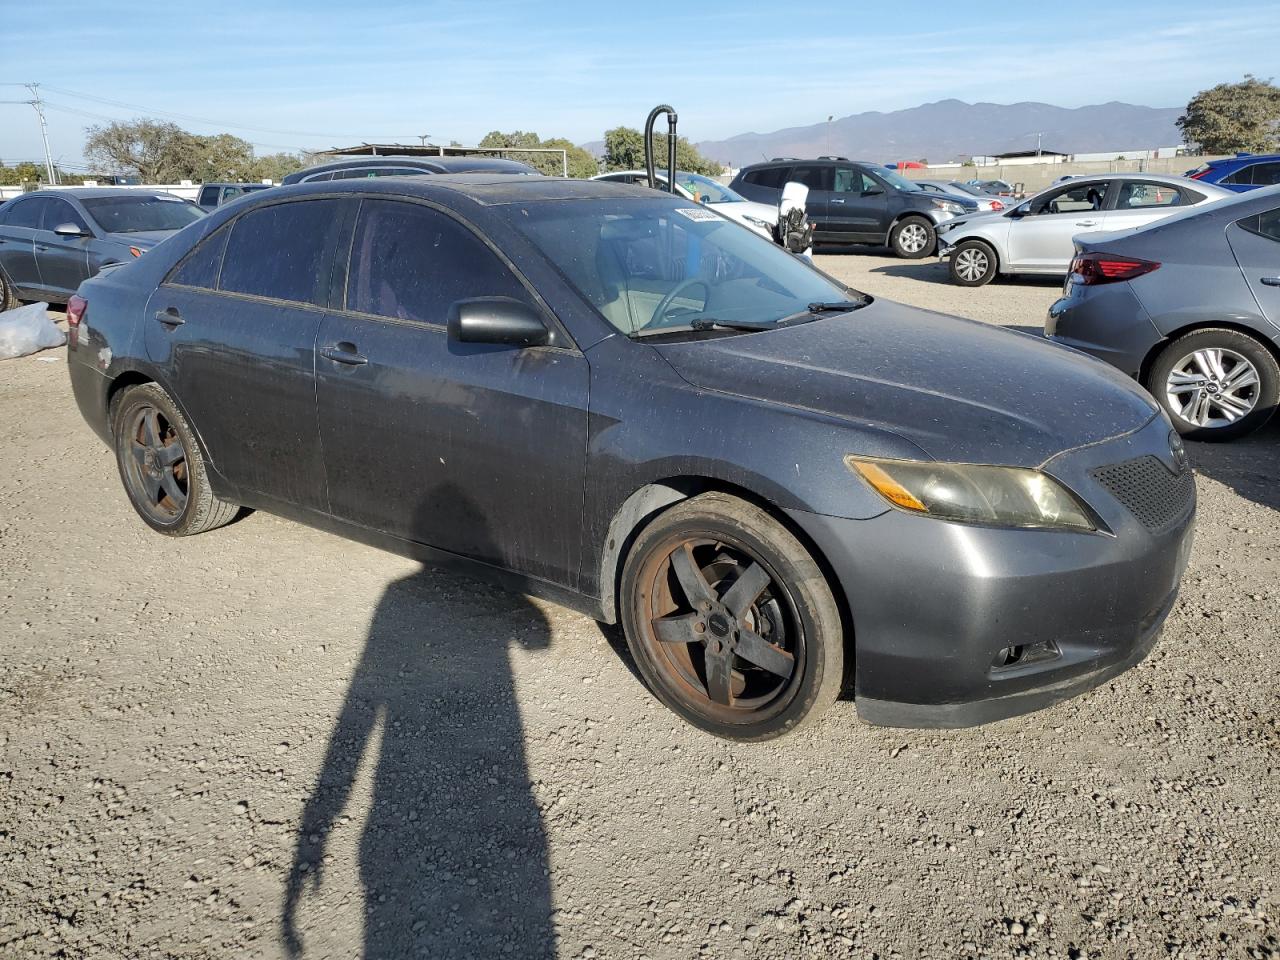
[1034,131,1043,157]
[418,133,431,147]
[26,84,56,185]
[0,82,57,184]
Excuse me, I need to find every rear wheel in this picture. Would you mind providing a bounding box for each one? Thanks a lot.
[620,492,844,741]
[890,216,935,259]
[111,383,240,535]
[949,240,998,286]
[0,271,19,312]
[1148,329,1279,441]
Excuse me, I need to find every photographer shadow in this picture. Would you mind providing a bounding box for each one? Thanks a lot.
[282,489,556,959]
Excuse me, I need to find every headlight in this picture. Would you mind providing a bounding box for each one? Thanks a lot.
[846,456,1095,531]
[742,215,773,231]
[930,199,966,215]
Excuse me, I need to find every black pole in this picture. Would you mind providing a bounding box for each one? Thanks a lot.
[644,104,677,192]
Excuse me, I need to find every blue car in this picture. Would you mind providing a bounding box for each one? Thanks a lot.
[1187,154,1280,192]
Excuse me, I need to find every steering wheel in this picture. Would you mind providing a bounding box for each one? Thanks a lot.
[647,278,711,329]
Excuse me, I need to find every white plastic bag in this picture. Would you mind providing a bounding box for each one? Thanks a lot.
[0,302,65,360]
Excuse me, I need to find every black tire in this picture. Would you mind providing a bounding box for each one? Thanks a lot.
[0,270,19,312]
[1147,329,1279,441]
[889,216,936,259]
[111,382,240,535]
[948,239,999,286]
[620,492,844,741]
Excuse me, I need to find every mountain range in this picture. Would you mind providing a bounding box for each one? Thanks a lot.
[605,100,1185,168]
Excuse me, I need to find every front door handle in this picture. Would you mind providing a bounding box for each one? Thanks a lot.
[153,307,184,327]
[35,243,50,252]
[831,198,846,204]
[321,341,368,365]
[1261,277,1280,287]
[1075,220,1098,227]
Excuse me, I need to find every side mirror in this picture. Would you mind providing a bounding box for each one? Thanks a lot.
[53,222,90,238]
[1010,204,1032,218]
[448,297,550,347]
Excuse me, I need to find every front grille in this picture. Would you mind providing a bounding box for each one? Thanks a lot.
[1092,455,1195,533]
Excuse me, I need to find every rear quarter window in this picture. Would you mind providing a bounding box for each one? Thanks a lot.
[1238,209,1280,242]
[744,167,788,190]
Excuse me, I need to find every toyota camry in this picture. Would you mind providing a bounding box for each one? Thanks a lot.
[66,175,1195,740]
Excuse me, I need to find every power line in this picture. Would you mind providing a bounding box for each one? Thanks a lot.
[38,83,419,142]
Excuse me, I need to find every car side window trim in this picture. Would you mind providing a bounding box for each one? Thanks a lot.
[332,194,580,353]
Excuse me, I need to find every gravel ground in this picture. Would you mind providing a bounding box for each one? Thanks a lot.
[1,253,1277,960]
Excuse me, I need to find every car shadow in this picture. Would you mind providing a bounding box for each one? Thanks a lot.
[281,488,556,959]
[867,259,953,285]
[1188,424,1280,512]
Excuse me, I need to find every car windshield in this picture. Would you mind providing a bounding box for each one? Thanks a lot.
[674,173,745,204]
[877,169,921,192]
[81,194,205,234]
[515,197,855,337]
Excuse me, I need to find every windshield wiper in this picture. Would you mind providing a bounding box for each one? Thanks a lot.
[631,317,778,338]
[774,298,870,325]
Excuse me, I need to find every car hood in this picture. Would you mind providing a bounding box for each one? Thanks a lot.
[104,230,176,249]
[653,299,1158,467]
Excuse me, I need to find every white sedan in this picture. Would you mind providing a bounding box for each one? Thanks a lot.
[936,174,1234,286]
[591,170,778,240]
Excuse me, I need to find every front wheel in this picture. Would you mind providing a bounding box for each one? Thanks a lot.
[948,240,998,286]
[620,492,844,741]
[890,217,936,259]
[1148,329,1279,441]
[111,383,240,535]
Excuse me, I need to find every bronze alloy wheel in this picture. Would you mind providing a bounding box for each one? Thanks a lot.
[121,404,190,525]
[637,535,803,718]
[621,492,843,740]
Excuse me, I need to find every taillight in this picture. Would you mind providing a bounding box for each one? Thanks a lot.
[989,200,1004,211]
[1070,252,1161,285]
[66,294,87,348]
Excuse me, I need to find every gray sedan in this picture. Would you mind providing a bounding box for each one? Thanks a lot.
[0,188,205,309]
[1048,184,1280,440]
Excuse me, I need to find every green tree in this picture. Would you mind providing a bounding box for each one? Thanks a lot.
[0,161,48,186]
[602,126,722,176]
[1177,75,1280,154]
[476,130,596,177]
[83,119,308,183]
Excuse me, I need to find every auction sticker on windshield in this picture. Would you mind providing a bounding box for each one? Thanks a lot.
[674,207,722,222]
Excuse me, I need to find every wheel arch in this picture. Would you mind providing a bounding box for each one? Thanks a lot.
[1138,320,1280,388]
[597,477,855,678]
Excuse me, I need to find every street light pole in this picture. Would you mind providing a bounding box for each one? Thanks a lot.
[826,115,833,155]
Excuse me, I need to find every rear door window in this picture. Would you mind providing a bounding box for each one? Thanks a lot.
[744,167,788,190]
[166,224,231,289]
[788,165,832,191]
[344,199,526,324]
[218,200,340,305]
[1238,208,1280,242]
[1114,181,1185,209]
[4,197,50,229]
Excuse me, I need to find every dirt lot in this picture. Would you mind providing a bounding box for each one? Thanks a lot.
[2,251,1277,960]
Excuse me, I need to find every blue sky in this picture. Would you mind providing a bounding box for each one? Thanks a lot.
[2,0,1277,170]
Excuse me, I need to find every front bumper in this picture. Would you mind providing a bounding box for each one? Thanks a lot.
[786,414,1195,728]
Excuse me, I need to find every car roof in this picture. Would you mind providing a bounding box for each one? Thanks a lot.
[288,156,535,176]
[4,188,188,201]
[265,174,657,206]
[739,158,881,170]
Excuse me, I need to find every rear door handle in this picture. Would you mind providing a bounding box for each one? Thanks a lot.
[153,307,184,327]
[321,341,368,365]
[1261,277,1280,287]
[35,244,49,252]
[1075,220,1098,227]
[831,198,846,204]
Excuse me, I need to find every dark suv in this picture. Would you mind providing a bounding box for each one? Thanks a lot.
[729,158,967,257]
